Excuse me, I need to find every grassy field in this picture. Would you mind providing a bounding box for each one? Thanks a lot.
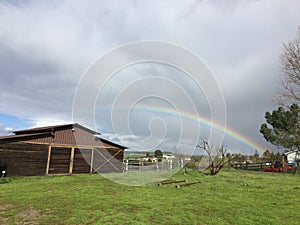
[0,169,299,225]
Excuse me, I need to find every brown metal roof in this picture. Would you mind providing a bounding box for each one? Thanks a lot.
[0,132,51,140]
[14,123,99,135]
[1,123,126,149]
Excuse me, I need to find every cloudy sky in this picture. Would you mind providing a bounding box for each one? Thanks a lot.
[1,0,300,155]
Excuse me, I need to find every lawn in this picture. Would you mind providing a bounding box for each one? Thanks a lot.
[0,169,299,225]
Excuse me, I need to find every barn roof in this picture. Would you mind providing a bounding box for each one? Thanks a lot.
[0,132,51,140]
[0,123,126,149]
[13,123,99,135]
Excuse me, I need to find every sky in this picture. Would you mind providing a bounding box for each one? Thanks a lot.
[1,0,300,156]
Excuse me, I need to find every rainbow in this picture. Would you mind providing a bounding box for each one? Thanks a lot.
[132,104,266,154]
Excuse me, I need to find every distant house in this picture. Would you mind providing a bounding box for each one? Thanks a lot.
[284,150,300,165]
[163,154,176,160]
[0,123,126,176]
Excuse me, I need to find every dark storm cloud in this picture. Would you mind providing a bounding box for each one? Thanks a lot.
[0,0,300,153]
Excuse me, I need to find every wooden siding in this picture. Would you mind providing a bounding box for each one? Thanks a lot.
[0,142,48,176]
[92,148,124,173]
[73,149,91,174]
[48,147,71,174]
[0,143,124,176]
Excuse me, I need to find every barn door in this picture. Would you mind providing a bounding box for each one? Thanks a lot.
[73,148,91,174]
[92,148,123,173]
[48,147,71,174]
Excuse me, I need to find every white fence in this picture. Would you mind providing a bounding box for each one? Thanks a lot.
[123,158,186,173]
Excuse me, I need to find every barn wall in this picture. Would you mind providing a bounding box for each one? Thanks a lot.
[48,147,71,174]
[73,148,91,174]
[92,148,124,173]
[48,147,124,174]
[0,142,48,176]
[0,142,124,177]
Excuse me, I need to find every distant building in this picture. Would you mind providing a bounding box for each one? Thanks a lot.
[285,150,300,165]
[163,154,176,160]
[0,123,126,176]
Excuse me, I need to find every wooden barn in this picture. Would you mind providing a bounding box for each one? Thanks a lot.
[0,123,126,176]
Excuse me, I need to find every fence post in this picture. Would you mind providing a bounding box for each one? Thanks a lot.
[45,145,52,175]
[90,147,94,174]
[125,159,128,173]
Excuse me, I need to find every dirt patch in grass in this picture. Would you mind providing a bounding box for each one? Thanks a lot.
[0,217,9,224]
[0,204,14,212]
[15,209,41,225]
[0,204,14,224]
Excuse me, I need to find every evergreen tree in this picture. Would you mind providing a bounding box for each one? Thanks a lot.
[260,104,300,151]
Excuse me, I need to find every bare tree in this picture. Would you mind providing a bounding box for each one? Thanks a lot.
[196,141,231,176]
[277,28,300,106]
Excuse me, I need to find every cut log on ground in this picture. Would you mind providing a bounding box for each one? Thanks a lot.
[175,181,202,188]
[146,179,173,185]
[157,179,187,186]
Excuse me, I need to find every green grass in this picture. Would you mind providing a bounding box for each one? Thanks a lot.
[0,169,299,225]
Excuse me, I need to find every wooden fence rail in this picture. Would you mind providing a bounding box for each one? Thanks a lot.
[232,162,272,170]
